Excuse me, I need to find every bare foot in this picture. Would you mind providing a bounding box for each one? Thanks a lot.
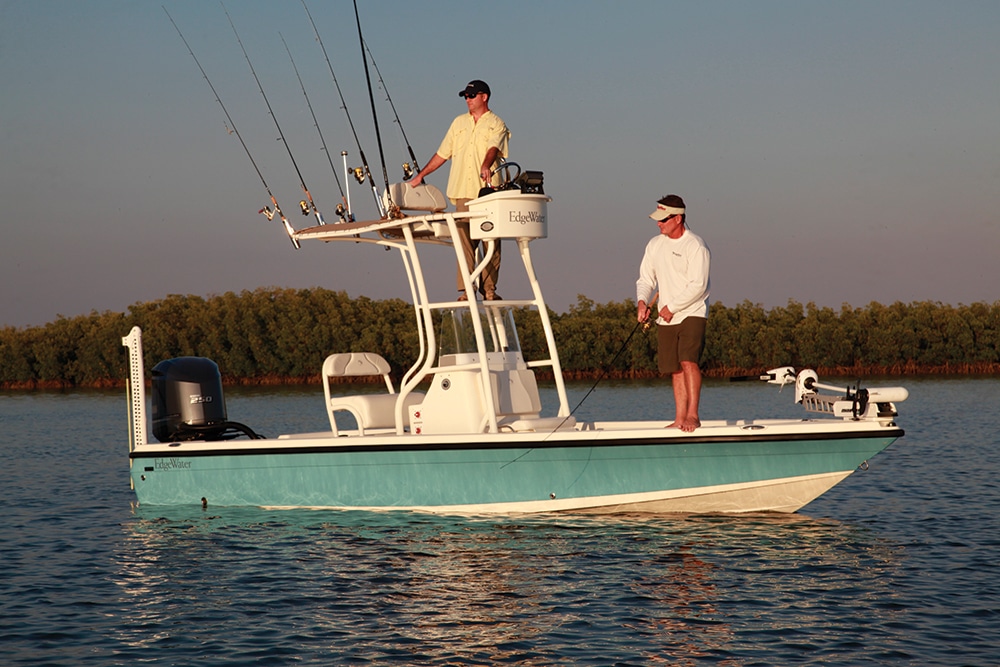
[665,421,680,429]
[680,416,701,433]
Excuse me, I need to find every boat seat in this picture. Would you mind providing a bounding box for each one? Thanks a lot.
[322,353,422,436]
[383,182,447,213]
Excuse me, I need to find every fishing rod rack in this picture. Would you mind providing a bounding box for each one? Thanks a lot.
[166,4,574,434]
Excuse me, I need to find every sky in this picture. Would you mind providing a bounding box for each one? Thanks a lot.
[1,0,998,329]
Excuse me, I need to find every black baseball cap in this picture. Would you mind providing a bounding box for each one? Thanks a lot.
[459,80,491,98]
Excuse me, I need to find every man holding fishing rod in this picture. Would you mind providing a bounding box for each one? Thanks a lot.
[408,79,510,301]
[636,195,711,432]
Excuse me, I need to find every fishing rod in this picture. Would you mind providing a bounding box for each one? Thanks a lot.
[352,0,393,215]
[279,32,351,222]
[567,315,650,420]
[222,2,325,228]
[500,292,660,470]
[564,293,658,417]
[163,7,300,249]
[364,39,419,180]
[301,0,384,218]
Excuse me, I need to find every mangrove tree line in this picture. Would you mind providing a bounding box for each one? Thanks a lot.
[2,288,999,388]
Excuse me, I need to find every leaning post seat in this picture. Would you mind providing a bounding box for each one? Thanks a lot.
[382,182,447,213]
[322,352,423,436]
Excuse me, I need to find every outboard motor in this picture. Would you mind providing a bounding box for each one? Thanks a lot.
[151,357,260,442]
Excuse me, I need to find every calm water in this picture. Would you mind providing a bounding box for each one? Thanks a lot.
[2,377,999,666]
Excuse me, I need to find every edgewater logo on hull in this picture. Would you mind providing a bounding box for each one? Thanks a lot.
[155,457,193,470]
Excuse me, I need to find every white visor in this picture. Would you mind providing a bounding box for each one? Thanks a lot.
[650,205,685,221]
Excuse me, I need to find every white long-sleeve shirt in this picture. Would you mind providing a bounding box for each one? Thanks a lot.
[635,229,711,325]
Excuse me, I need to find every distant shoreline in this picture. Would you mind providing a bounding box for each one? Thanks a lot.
[5,362,997,391]
[4,291,999,389]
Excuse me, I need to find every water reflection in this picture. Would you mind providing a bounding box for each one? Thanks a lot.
[5,379,997,665]
[113,509,904,664]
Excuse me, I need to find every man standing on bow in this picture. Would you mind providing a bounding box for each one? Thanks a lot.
[636,194,711,432]
[409,79,510,300]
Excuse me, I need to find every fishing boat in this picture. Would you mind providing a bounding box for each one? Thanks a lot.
[136,4,907,513]
[122,178,908,514]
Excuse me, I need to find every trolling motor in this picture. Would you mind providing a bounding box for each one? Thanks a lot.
[731,366,908,422]
[793,369,908,420]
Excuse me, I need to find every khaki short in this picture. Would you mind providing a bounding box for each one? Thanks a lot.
[657,317,707,375]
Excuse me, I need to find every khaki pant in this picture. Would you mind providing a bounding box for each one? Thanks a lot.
[454,198,501,295]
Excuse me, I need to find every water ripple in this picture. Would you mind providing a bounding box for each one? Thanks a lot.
[2,382,999,665]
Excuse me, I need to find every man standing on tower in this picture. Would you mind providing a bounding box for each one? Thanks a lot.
[409,79,510,300]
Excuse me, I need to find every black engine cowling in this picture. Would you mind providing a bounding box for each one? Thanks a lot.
[151,357,258,442]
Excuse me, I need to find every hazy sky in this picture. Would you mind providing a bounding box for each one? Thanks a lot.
[2,0,998,329]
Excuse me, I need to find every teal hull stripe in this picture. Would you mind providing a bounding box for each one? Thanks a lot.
[131,434,901,507]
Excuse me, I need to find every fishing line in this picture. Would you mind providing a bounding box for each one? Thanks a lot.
[499,313,653,470]
[566,317,648,418]
[364,39,419,179]
[301,0,384,217]
[163,6,300,249]
[279,32,350,222]
[352,0,393,214]
[222,2,325,227]
[562,294,658,422]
